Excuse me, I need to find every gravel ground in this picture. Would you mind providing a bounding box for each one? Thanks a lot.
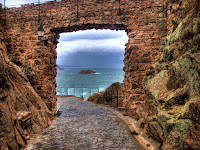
[26,97,137,150]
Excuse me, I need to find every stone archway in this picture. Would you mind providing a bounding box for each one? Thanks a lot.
[5,0,166,115]
[49,23,128,109]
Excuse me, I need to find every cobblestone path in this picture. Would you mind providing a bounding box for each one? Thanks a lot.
[26,97,137,150]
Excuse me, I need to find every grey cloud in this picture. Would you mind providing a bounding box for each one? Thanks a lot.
[59,30,126,42]
[57,30,128,55]
[57,50,124,68]
[57,43,125,56]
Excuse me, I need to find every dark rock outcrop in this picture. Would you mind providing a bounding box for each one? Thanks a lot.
[88,82,124,107]
[78,70,96,74]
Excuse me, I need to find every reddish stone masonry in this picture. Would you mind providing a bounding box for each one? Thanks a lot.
[3,0,166,115]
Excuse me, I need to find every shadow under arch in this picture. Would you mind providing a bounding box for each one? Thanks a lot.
[50,23,128,36]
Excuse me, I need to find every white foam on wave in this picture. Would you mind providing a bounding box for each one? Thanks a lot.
[94,72,102,74]
[70,73,101,74]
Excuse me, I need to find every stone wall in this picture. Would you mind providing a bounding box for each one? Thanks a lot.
[4,0,166,114]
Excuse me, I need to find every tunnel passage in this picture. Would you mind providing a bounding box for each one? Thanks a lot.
[4,0,167,115]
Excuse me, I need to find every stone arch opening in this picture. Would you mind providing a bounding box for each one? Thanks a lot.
[49,23,128,98]
[53,24,128,98]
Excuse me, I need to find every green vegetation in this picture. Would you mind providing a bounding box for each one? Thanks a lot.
[172,119,192,148]
[143,1,199,149]
[166,54,200,95]
[160,47,175,62]
[177,55,200,95]
[157,115,171,125]
[193,18,200,34]
[155,63,163,72]
[162,47,169,62]
[180,18,200,42]
[167,65,183,90]
[157,114,175,138]
[191,47,198,53]
[166,22,183,45]
[180,100,192,118]
[166,17,188,45]
[193,35,200,46]
[178,42,191,53]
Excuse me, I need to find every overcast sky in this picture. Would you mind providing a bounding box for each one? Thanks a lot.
[1,0,128,68]
[1,0,61,7]
[57,29,128,68]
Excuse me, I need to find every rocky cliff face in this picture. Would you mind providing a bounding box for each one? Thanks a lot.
[0,6,53,150]
[141,0,200,149]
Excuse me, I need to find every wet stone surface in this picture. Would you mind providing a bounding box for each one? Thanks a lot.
[26,97,137,150]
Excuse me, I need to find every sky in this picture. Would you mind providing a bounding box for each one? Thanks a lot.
[57,29,128,68]
[1,0,61,7]
[1,0,128,68]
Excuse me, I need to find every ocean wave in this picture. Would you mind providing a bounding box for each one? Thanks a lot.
[76,72,101,74]
[94,72,102,74]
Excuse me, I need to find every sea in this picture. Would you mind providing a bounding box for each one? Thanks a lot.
[56,67,125,99]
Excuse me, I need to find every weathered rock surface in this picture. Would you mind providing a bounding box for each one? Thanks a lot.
[88,82,124,107]
[78,69,96,74]
[0,7,53,150]
[142,0,200,149]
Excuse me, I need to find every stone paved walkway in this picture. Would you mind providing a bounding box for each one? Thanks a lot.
[26,97,137,150]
